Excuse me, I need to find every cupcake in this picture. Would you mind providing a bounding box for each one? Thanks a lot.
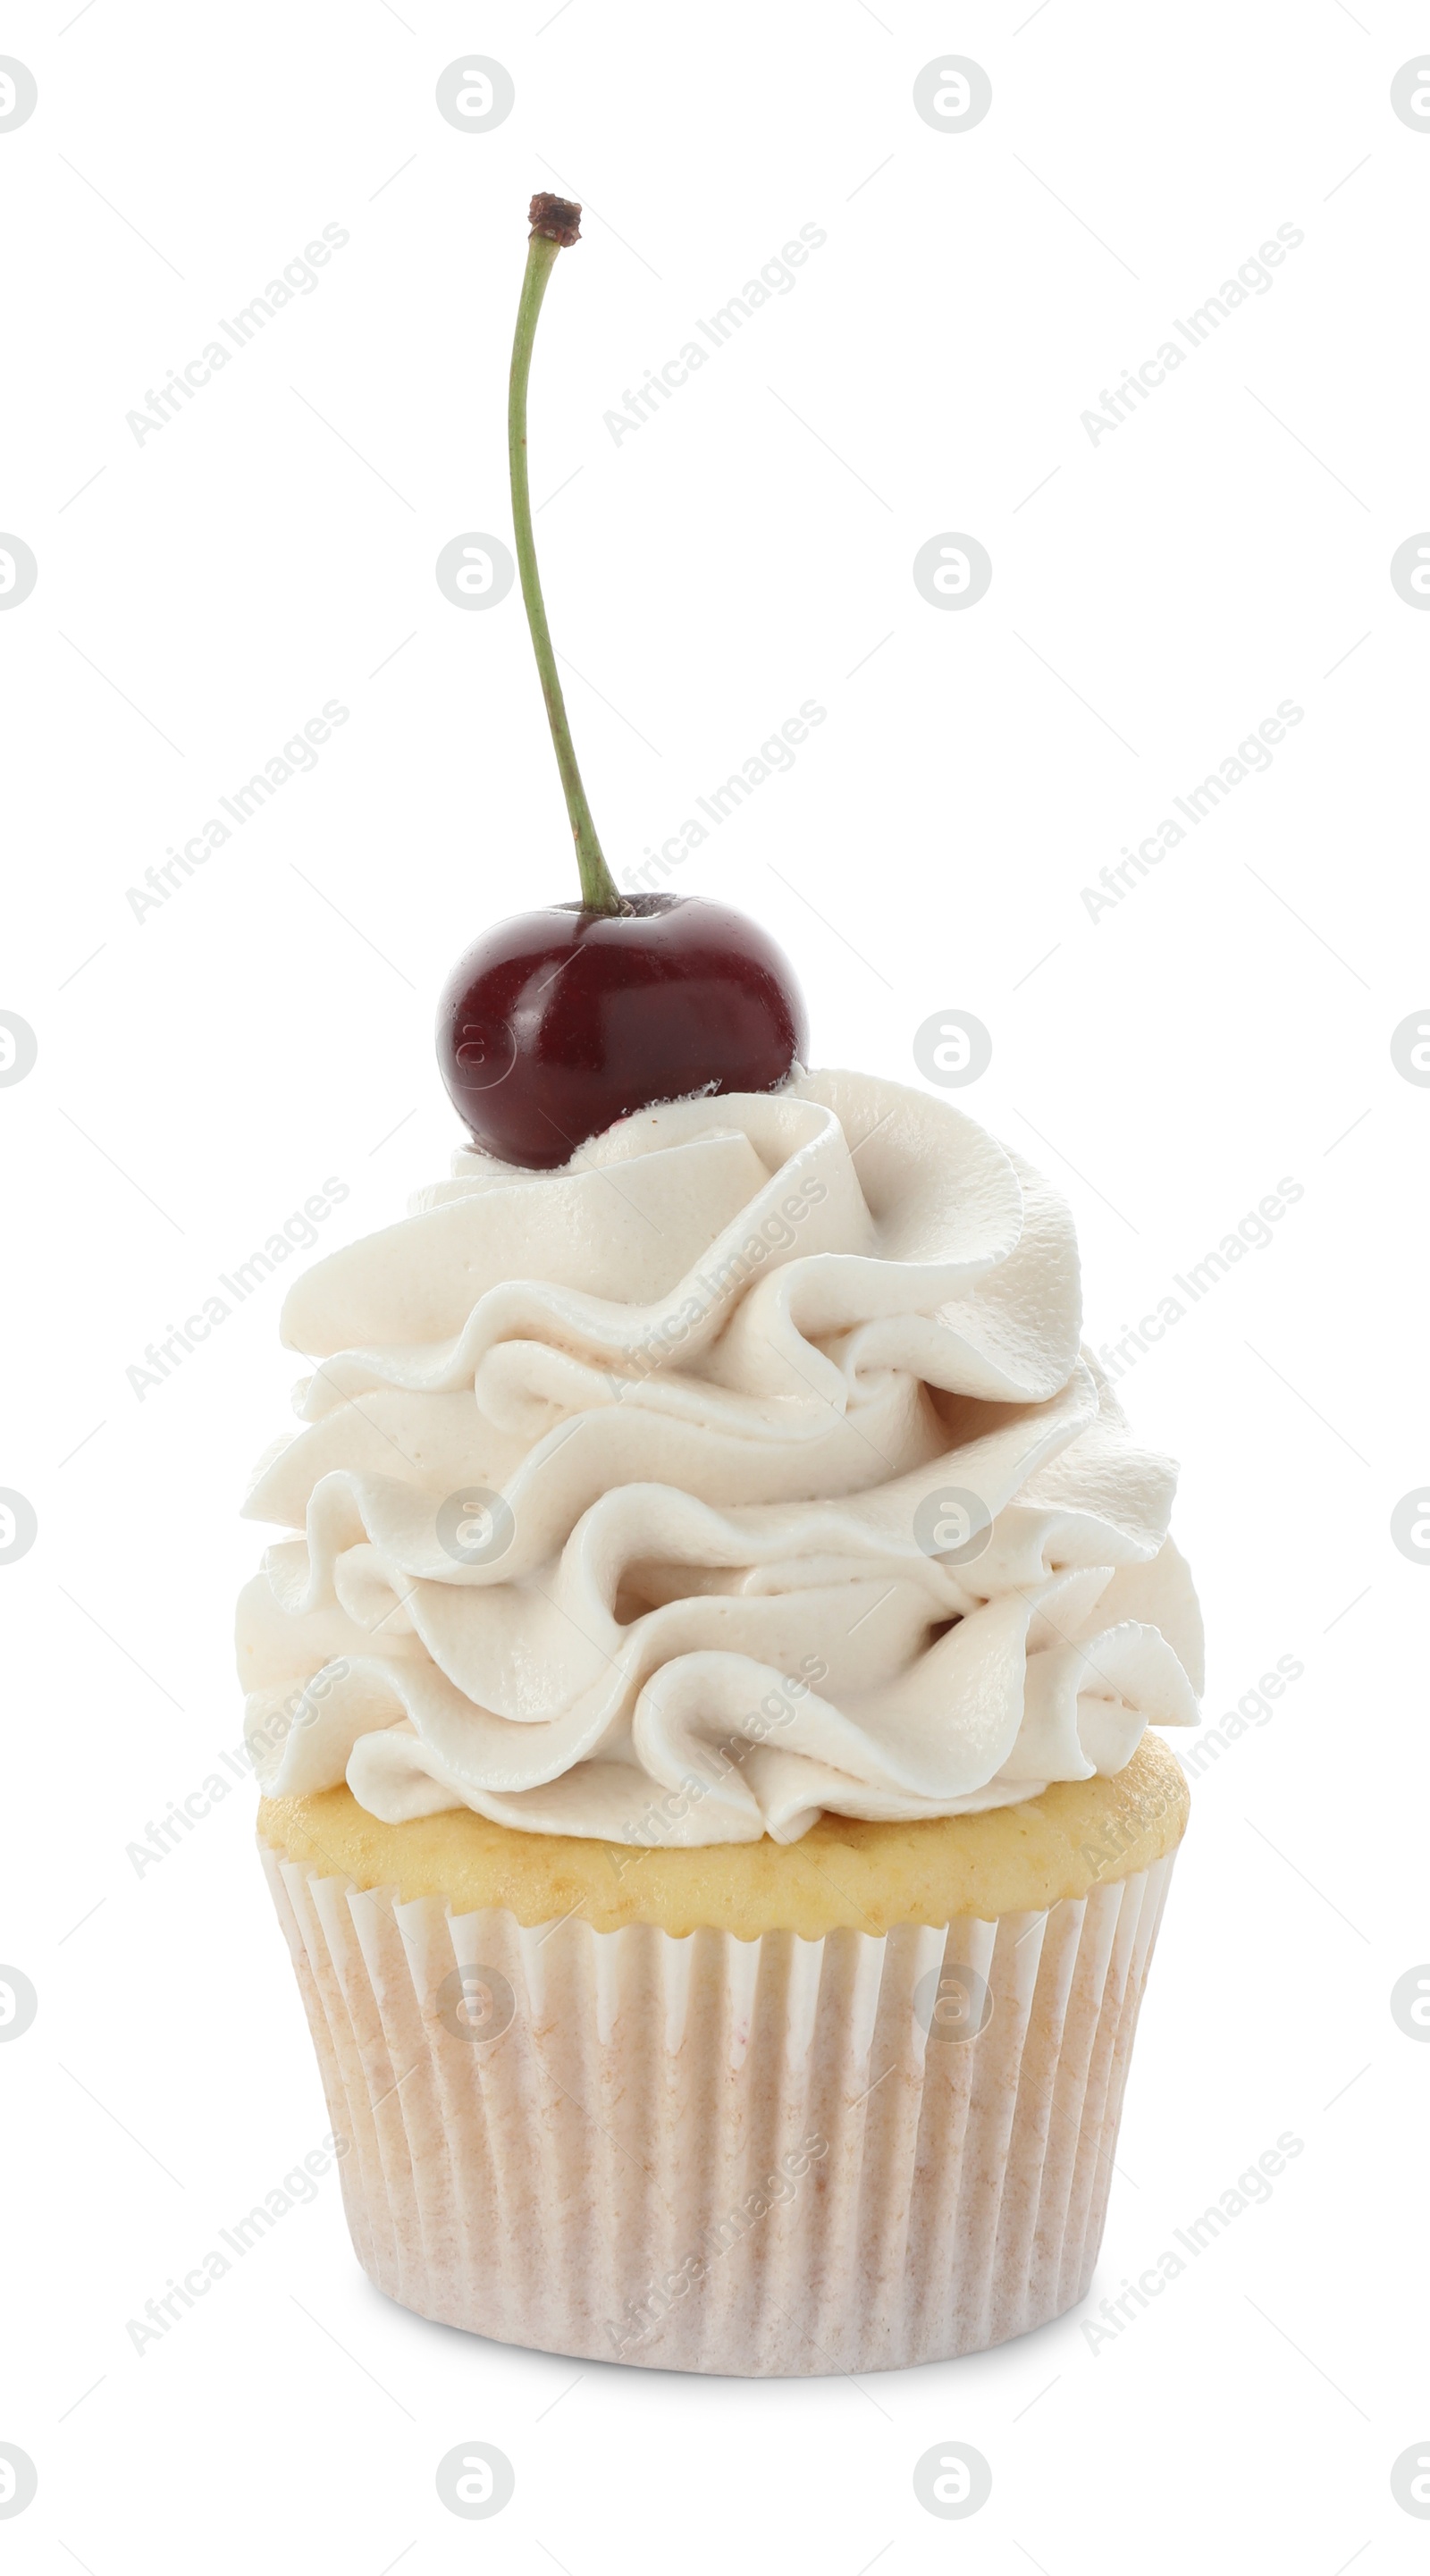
[243,1073,1200,2373]
[240,194,1203,2376]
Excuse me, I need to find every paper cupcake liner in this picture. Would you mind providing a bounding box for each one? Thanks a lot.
[259,1839,1176,2376]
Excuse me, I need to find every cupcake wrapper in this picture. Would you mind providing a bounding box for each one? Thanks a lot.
[260,1840,1176,2376]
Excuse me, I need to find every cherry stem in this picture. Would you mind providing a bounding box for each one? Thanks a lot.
[508,212,623,915]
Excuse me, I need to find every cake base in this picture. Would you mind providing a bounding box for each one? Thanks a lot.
[259,1823,1178,2374]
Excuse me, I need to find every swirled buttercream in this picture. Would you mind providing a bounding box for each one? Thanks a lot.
[238,1071,1202,1843]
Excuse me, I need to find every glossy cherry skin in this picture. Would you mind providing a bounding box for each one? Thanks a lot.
[437,894,808,1168]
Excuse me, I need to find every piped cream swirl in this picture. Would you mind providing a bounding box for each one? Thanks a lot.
[238,1071,1201,1843]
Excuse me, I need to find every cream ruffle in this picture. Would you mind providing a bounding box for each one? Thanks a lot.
[240,1073,1201,1842]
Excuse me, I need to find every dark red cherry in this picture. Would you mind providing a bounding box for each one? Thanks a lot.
[438,893,807,1168]
[436,206,810,1167]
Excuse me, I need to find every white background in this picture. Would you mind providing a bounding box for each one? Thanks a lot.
[3,1,1426,2567]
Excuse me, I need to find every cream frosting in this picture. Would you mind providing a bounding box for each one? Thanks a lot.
[238,1071,1202,1844]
